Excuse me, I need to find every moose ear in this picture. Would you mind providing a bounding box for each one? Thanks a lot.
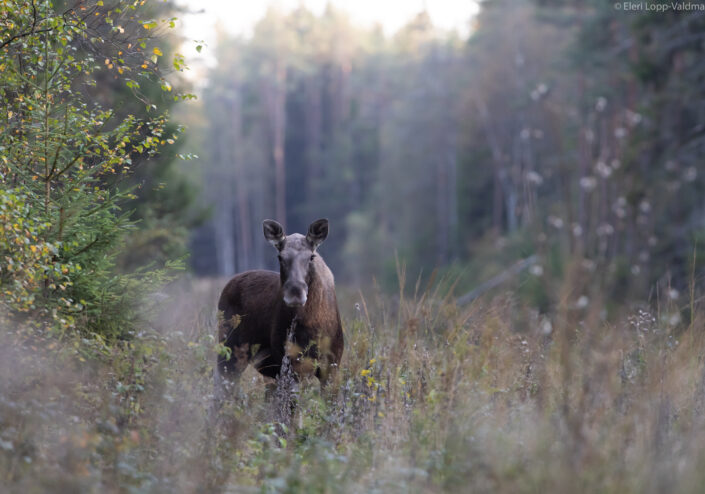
[263,219,285,250]
[306,218,329,249]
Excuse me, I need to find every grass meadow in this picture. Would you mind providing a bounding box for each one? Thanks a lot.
[2,268,705,493]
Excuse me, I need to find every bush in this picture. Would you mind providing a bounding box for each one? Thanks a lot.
[0,0,188,336]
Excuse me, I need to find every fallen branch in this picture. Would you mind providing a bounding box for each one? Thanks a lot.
[456,255,538,306]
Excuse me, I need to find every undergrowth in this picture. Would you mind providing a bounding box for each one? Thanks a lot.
[1,275,705,493]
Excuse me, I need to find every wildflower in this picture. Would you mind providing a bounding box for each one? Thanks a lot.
[626,110,642,126]
[581,259,596,271]
[360,369,371,377]
[541,319,552,335]
[596,223,614,236]
[547,216,564,229]
[575,295,589,309]
[595,161,612,178]
[683,167,697,182]
[579,176,597,191]
[526,170,543,185]
[596,96,607,112]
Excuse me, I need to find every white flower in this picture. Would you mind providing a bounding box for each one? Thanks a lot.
[576,295,589,309]
[526,170,543,185]
[596,223,614,236]
[596,97,607,112]
[595,161,612,178]
[668,312,681,326]
[683,167,697,182]
[529,264,544,277]
[580,176,597,191]
[667,288,679,300]
[626,110,642,126]
[548,216,564,229]
[541,319,553,335]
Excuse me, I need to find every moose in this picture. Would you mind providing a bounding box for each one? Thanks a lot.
[215,218,344,397]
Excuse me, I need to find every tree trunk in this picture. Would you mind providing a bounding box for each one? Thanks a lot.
[264,59,288,227]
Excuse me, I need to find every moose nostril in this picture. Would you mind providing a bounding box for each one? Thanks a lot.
[283,284,308,307]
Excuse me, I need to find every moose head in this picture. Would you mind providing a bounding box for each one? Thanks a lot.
[262,218,329,307]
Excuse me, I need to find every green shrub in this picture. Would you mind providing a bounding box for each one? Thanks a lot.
[0,0,188,336]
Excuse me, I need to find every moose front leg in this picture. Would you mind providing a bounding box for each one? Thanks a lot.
[214,342,250,408]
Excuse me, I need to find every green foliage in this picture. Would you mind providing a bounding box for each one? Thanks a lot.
[0,189,56,313]
[0,0,189,336]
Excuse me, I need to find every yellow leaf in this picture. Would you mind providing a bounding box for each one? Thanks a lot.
[153,47,163,56]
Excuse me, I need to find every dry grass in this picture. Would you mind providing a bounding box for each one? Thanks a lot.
[1,275,705,493]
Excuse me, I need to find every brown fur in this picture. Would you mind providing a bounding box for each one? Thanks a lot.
[216,255,344,387]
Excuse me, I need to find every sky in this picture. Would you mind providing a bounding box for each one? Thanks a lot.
[175,0,479,80]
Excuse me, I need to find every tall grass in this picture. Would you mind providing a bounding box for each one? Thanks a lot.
[1,275,704,493]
